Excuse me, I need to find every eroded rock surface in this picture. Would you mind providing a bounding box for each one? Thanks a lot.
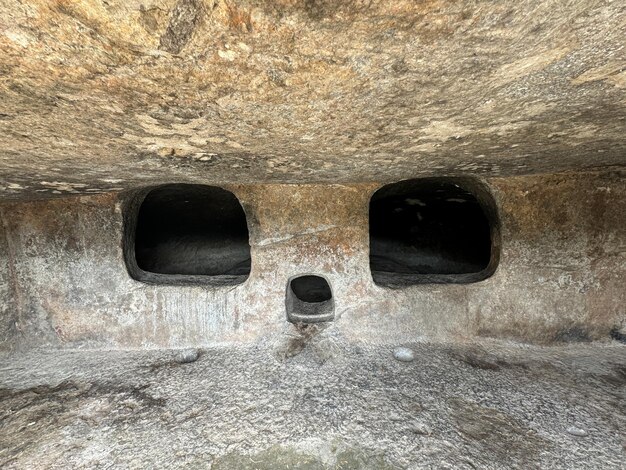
[0,341,624,468]
[1,0,625,199]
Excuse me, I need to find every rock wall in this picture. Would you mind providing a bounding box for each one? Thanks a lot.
[0,170,623,350]
[0,212,17,348]
[475,171,626,341]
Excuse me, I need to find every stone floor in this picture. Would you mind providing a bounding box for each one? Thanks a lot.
[0,339,624,469]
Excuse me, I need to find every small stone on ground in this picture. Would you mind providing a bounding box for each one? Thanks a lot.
[566,426,588,437]
[393,346,415,362]
[176,349,200,363]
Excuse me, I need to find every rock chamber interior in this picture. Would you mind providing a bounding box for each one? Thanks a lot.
[0,0,624,468]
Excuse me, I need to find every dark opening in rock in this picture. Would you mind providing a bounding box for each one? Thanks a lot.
[369,178,499,287]
[126,184,251,285]
[290,275,333,302]
[286,275,334,323]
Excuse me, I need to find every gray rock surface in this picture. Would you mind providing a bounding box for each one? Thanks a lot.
[0,340,624,469]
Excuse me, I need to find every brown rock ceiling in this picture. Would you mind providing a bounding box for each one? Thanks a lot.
[0,0,625,199]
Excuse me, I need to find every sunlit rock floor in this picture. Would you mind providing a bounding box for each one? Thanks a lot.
[1,339,624,469]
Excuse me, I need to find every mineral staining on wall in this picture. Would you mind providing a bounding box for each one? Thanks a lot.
[0,1,624,350]
[0,171,623,350]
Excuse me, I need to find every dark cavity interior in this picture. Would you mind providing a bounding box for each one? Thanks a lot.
[289,275,333,303]
[134,184,251,278]
[370,178,493,286]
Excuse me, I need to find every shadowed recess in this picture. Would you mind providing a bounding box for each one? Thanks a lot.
[286,275,334,323]
[370,178,498,287]
[290,275,333,303]
[133,184,250,281]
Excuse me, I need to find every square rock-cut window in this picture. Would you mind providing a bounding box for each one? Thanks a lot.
[369,178,500,288]
[124,184,251,286]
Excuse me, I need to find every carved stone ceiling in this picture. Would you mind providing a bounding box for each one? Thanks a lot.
[0,0,625,199]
